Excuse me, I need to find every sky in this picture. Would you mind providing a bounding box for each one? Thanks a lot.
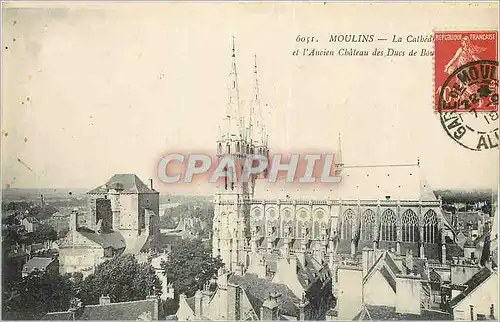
[1,2,499,194]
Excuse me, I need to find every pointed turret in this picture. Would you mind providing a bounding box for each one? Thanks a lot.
[248,54,266,148]
[334,133,344,176]
[223,37,244,140]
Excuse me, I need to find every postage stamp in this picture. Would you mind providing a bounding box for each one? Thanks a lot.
[434,31,499,151]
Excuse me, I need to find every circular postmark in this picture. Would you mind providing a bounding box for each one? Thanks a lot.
[438,60,499,151]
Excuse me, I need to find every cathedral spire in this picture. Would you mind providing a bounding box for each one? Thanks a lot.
[224,36,244,140]
[249,54,266,146]
[337,133,343,166]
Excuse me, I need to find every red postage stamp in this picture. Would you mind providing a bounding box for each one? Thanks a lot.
[434,30,498,113]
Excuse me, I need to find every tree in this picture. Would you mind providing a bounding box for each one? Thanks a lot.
[26,224,58,244]
[163,238,224,298]
[2,270,76,320]
[79,254,161,305]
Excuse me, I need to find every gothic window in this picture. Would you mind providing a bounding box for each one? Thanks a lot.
[282,209,292,220]
[298,209,309,221]
[236,142,240,153]
[380,209,397,241]
[361,209,375,241]
[402,210,419,242]
[226,143,231,154]
[342,209,355,240]
[218,143,222,154]
[268,209,277,220]
[423,210,439,243]
[252,208,263,223]
[314,209,326,221]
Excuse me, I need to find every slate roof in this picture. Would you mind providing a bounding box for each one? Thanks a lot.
[88,174,157,194]
[353,304,452,320]
[43,299,158,320]
[22,257,54,275]
[77,227,126,250]
[295,255,326,289]
[254,163,435,201]
[449,267,494,307]
[364,251,402,285]
[229,273,300,317]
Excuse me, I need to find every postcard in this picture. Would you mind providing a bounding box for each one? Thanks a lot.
[1,2,498,321]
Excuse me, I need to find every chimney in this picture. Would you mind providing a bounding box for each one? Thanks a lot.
[395,273,422,315]
[362,248,374,278]
[406,250,414,273]
[255,255,267,278]
[194,290,203,318]
[149,178,154,190]
[70,209,78,232]
[99,295,111,305]
[336,266,363,320]
[298,293,308,321]
[261,292,280,320]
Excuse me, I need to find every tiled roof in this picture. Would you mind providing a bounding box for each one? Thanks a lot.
[42,299,158,320]
[88,174,157,194]
[254,163,435,201]
[79,299,157,320]
[295,255,325,289]
[77,227,126,250]
[229,273,300,317]
[22,257,54,273]
[354,304,452,320]
[449,267,494,307]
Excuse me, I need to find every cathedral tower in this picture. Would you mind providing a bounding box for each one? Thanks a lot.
[212,39,268,272]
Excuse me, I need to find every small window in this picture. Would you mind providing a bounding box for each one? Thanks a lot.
[455,310,466,320]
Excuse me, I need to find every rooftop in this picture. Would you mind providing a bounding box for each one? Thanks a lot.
[22,257,55,273]
[253,163,436,201]
[77,227,126,250]
[87,174,157,194]
[42,298,158,320]
[229,273,301,317]
[354,304,452,320]
[449,266,495,307]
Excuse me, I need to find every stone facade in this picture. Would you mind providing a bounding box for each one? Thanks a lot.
[211,44,455,277]
[59,174,160,276]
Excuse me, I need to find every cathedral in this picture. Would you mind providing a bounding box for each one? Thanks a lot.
[211,41,456,277]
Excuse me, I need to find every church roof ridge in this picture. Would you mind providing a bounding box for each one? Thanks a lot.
[342,162,419,169]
